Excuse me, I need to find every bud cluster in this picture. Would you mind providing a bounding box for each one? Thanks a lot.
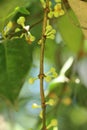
[48,0,65,18]
[16,16,35,44]
[45,67,58,82]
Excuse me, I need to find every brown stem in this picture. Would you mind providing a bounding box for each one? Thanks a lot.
[39,0,49,130]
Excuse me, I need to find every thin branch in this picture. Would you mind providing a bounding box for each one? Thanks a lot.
[30,18,43,30]
[38,0,49,130]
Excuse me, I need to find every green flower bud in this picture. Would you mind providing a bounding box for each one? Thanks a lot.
[17,16,25,27]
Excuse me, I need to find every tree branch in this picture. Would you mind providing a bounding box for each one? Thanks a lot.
[39,0,49,130]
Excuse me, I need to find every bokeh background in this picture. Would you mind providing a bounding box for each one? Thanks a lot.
[0,0,87,130]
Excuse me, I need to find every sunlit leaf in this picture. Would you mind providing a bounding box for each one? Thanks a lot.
[68,0,87,39]
[48,57,74,91]
[48,75,69,91]
[60,56,74,75]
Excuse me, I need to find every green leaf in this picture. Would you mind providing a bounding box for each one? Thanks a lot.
[17,7,30,15]
[57,9,84,53]
[0,38,33,105]
[83,40,87,52]
[0,0,31,31]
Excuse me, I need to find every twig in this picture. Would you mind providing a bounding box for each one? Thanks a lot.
[30,18,43,30]
[38,0,49,130]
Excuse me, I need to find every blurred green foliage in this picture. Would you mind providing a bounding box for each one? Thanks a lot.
[0,0,87,130]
